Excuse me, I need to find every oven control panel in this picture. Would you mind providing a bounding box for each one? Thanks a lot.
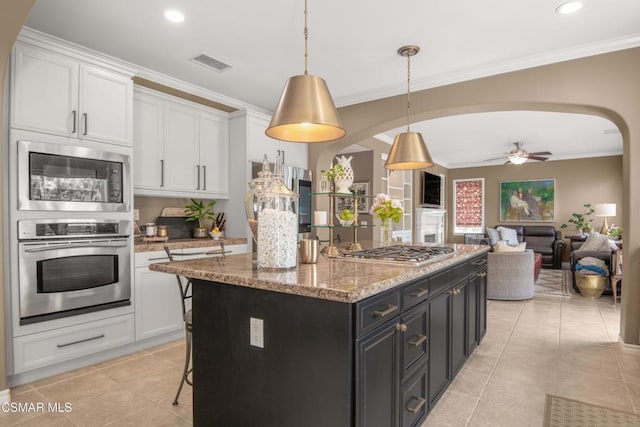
[18,219,131,240]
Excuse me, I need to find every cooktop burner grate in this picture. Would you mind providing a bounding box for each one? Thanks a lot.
[341,245,455,266]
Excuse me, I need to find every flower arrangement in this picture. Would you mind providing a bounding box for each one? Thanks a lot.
[369,193,403,224]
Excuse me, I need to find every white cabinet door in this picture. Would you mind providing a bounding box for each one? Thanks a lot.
[247,113,279,163]
[11,43,133,146]
[164,101,199,192]
[79,64,133,145]
[11,43,78,136]
[133,91,164,190]
[245,112,308,169]
[280,140,308,170]
[134,267,184,341]
[200,111,230,197]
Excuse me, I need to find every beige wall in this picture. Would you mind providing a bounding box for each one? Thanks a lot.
[309,48,640,345]
[0,0,36,391]
[447,156,623,255]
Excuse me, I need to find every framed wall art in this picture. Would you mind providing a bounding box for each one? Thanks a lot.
[499,179,555,222]
[335,182,370,214]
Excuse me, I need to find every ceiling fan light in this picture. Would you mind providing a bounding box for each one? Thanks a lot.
[266,75,345,143]
[385,131,434,170]
[508,154,527,165]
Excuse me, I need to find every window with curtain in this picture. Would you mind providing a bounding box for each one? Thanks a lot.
[453,178,485,234]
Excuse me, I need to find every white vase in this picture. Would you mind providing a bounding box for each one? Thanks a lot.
[334,155,354,194]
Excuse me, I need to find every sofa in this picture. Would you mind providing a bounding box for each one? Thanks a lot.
[487,251,535,300]
[484,225,566,269]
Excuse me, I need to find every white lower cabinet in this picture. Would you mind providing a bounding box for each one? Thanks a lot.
[134,267,184,341]
[13,314,134,374]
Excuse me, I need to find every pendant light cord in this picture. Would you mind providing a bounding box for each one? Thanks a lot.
[304,0,308,75]
[406,51,411,132]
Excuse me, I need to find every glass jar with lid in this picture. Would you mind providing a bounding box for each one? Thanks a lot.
[244,155,274,244]
[256,163,299,269]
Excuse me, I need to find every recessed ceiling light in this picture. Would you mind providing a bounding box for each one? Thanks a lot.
[164,9,185,23]
[556,1,583,15]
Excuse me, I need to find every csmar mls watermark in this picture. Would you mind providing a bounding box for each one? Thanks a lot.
[1,401,72,413]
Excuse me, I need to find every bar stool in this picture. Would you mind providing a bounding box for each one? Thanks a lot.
[163,244,227,405]
[163,245,194,406]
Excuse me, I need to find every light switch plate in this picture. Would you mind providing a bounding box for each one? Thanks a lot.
[250,317,264,348]
[133,209,140,221]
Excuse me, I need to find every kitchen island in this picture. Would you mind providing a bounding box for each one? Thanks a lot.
[150,243,489,427]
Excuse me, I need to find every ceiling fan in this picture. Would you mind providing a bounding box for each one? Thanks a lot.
[485,141,552,165]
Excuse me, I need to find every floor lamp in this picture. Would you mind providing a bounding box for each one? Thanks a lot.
[594,203,616,234]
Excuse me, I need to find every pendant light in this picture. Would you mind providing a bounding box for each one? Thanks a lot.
[266,0,345,143]
[385,45,433,170]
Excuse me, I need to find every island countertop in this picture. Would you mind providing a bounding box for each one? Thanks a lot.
[149,243,489,303]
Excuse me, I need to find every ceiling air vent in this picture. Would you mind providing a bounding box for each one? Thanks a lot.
[190,54,232,73]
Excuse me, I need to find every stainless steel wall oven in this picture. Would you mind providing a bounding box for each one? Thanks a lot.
[18,219,132,325]
[18,140,130,212]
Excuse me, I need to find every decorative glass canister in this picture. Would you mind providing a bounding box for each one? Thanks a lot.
[256,168,299,269]
[244,155,273,244]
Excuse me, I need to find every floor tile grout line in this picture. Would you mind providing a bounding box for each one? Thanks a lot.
[464,300,528,426]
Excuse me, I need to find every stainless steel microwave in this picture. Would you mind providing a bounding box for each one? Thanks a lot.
[18,140,131,212]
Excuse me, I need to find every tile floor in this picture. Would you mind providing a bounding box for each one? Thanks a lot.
[0,293,633,426]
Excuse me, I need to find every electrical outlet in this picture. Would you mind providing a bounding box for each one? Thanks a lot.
[250,317,264,348]
[133,209,140,221]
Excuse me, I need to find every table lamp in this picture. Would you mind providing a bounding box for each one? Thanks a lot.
[594,203,616,234]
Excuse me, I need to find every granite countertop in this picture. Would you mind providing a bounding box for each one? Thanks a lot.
[134,237,248,253]
[149,243,489,303]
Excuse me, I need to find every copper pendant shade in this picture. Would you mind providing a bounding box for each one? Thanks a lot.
[266,74,345,143]
[385,45,433,170]
[266,0,345,143]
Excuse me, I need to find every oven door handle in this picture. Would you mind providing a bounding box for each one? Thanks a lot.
[24,241,129,252]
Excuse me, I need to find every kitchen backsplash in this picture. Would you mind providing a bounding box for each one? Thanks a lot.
[134,196,227,226]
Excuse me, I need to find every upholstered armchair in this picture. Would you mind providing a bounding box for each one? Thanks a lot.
[487,251,535,300]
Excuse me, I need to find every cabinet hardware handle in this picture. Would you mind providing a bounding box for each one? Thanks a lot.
[395,323,407,332]
[408,334,427,346]
[406,397,426,413]
[148,256,170,261]
[472,259,486,266]
[373,304,398,318]
[160,160,165,187]
[409,288,429,298]
[202,165,206,191]
[71,110,77,133]
[196,165,200,190]
[57,334,105,348]
[82,113,88,135]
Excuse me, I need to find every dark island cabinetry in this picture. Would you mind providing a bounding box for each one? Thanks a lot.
[191,253,487,427]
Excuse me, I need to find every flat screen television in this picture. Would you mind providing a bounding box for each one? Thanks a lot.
[422,172,442,208]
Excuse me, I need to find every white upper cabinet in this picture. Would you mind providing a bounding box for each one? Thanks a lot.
[133,91,164,189]
[11,42,133,146]
[133,87,230,198]
[245,111,308,170]
[163,101,200,193]
[199,111,230,195]
[79,64,132,145]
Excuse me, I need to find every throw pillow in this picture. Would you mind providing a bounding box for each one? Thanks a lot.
[497,226,519,246]
[486,227,500,245]
[577,232,611,252]
[493,241,527,253]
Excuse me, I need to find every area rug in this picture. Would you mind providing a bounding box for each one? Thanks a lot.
[534,269,572,296]
[544,394,640,426]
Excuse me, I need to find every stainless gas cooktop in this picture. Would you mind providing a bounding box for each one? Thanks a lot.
[340,245,455,267]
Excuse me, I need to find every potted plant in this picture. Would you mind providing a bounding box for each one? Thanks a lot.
[560,203,594,235]
[608,226,623,240]
[185,199,216,238]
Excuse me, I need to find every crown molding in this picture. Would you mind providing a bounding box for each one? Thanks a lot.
[17,27,272,117]
[336,33,640,108]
